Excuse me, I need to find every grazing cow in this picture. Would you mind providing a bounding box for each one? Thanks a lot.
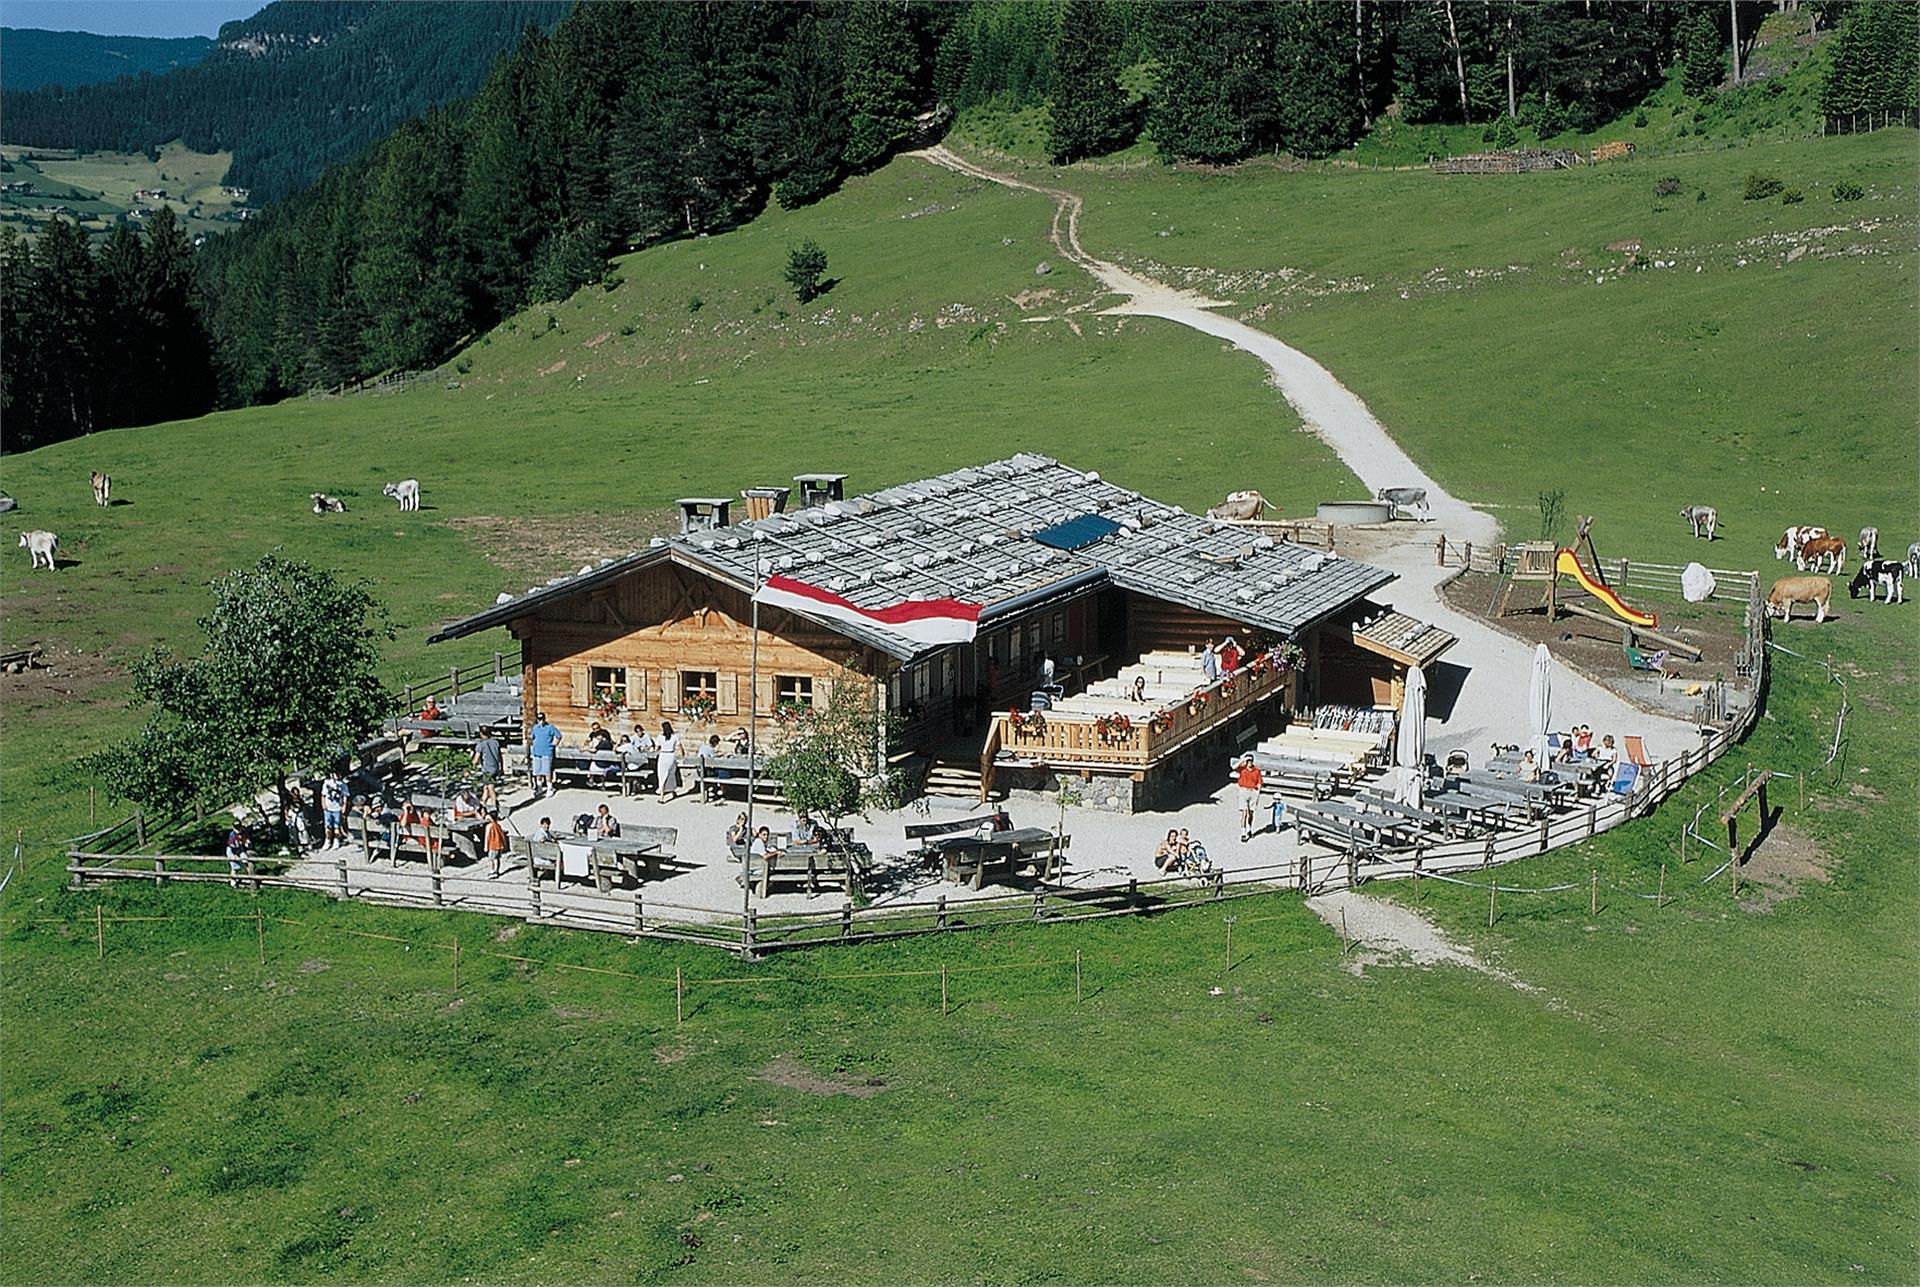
[18,530,58,570]
[90,471,110,506]
[1849,560,1905,604]
[1907,541,1920,581]
[1376,486,1431,521]
[1767,575,1831,623]
[1858,526,1880,562]
[310,493,347,514]
[1774,525,1828,563]
[1206,490,1267,521]
[1798,535,1847,574]
[382,479,421,512]
[1680,505,1718,540]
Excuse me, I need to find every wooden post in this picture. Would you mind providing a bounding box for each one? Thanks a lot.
[840,900,852,940]
[1224,915,1236,974]
[493,650,505,680]
[404,683,414,711]
[1436,534,1447,566]
[429,843,443,907]
[449,666,461,700]
[936,894,948,930]
[154,857,165,888]
[89,785,96,823]
[1657,862,1666,908]
[135,809,146,848]
[1413,850,1422,899]
[743,910,757,957]
[635,888,646,934]
[95,904,104,959]
[453,937,461,991]
[1731,851,1740,898]
[1463,541,1472,570]
[1074,949,1082,1003]
[1032,890,1045,922]
[1797,770,1804,810]
[336,852,348,900]
[255,909,265,965]
[940,964,949,1015]
[527,844,542,922]
[1589,870,1597,916]
[1487,878,1497,928]
[675,965,684,1025]
[1586,805,1596,838]
[1127,877,1138,909]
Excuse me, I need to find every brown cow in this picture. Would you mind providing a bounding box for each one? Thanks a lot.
[1797,535,1847,574]
[89,470,111,506]
[1591,140,1635,163]
[1207,490,1267,522]
[1767,575,1832,623]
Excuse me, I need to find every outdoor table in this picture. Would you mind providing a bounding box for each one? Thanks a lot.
[1354,791,1484,839]
[1299,800,1423,848]
[928,826,1067,890]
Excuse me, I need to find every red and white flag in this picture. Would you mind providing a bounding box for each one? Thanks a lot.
[753,574,981,646]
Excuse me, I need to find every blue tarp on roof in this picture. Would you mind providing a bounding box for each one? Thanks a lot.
[1031,513,1122,551]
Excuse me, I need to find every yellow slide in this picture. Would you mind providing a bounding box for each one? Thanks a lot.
[1556,548,1658,628]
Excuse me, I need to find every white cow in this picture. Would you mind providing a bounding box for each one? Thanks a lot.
[1774,525,1828,563]
[310,493,347,514]
[1680,505,1718,540]
[382,479,421,512]
[1376,486,1431,520]
[1858,526,1880,562]
[90,471,111,506]
[1907,541,1920,581]
[19,530,58,569]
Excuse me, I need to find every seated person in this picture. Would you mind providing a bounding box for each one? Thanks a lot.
[791,809,821,846]
[700,734,728,800]
[533,816,558,843]
[1519,750,1543,783]
[1129,675,1149,703]
[629,728,658,757]
[749,826,781,860]
[591,803,620,839]
[418,696,443,723]
[725,727,751,755]
[1596,734,1620,765]
[585,723,613,752]
[725,812,751,850]
[1572,724,1594,757]
[988,807,1013,833]
[449,789,482,821]
[1153,828,1181,872]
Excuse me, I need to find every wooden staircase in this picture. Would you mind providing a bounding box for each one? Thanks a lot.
[923,754,991,800]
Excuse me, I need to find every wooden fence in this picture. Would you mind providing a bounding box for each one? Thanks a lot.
[1438,537,1763,607]
[391,648,521,715]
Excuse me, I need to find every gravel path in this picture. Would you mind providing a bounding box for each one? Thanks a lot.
[1307,889,1532,989]
[915,145,1694,756]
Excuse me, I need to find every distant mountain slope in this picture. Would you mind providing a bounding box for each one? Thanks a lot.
[0,0,567,204]
[0,29,213,92]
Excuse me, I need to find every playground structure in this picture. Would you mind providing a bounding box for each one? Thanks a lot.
[1495,517,1704,663]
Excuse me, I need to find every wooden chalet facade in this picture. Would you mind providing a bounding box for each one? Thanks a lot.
[429,455,1433,811]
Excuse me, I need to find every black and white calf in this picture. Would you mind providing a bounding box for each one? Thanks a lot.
[310,493,347,514]
[1681,505,1718,540]
[1849,559,1905,604]
[1376,486,1431,520]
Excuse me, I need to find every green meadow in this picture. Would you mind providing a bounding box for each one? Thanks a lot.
[2,122,1916,1283]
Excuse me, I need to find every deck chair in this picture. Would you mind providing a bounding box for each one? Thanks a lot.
[1624,644,1669,676]
[1609,761,1641,795]
[1624,735,1651,768]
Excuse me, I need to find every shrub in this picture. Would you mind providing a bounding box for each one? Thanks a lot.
[1833,179,1865,201]
[1634,109,1649,128]
[1676,125,1690,137]
[687,295,703,314]
[1781,187,1804,205]
[784,239,830,303]
[1743,172,1784,200]
[453,356,472,374]
[1654,176,1684,198]
[1696,189,1708,202]
[619,323,638,337]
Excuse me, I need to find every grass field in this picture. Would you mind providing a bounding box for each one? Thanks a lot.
[2,117,1917,1283]
[0,140,244,240]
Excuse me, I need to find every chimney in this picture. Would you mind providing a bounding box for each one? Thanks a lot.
[793,473,848,508]
[740,486,791,522]
[676,497,733,533]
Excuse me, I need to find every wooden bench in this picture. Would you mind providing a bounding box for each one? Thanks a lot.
[550,752,655,795]
[1225,753,1341,801]
[903,814,1001,858]
[528,825,680,891]
[928,828,1068,890]
[731,839,864,897]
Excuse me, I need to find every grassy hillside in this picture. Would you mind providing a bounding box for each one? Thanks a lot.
[3,129,1918,1284]
[0,141,243,240]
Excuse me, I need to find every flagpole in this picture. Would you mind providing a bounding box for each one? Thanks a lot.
[743,564,762,933]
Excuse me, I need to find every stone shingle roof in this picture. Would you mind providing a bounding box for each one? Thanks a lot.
[429,454,1395,659]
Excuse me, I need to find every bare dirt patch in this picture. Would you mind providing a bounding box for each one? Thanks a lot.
[1308,889,1535,992]
[297,958,331,974]
[0,643,127,721]
[1737,823,1832,912]
[448,511,677,590]
[756,1056,887,1098]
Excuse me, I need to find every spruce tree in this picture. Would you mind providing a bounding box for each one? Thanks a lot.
[1048,0,1131,163]
[774,14,851,209]
[1678,8,1724,98]
[841,0,919,170]
[1272,3,1365,159]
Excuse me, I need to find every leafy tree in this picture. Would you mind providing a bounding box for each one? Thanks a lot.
[841,0,920,169]
[767,670,901,838]
[1048,0,1131,163]
[785,239,830,303]
[1678,8,1724,97]
[86,555,395,824]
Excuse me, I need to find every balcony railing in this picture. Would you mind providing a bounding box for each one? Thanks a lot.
[984,664,1296,774]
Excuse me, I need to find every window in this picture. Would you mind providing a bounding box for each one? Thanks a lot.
[680,670,718,707]
[589,665,628,707]
[776,675,814,708]
[1050,611,1067,646]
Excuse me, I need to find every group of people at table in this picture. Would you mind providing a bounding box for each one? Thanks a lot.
[1510,725,1622,786]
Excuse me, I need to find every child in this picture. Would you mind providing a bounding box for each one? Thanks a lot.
[483,812,511,877]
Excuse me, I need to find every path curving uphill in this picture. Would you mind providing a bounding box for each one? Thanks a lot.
[914,145,1693,753]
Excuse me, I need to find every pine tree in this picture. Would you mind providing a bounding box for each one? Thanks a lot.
[1149,2,1274,163]
[1272,2,1365,159]
[774,14,851,209]
[1048,0,1131,163]
[143,207,217,424]
[841,0,919,170]
[33,218,97,440]
[1678,8,1724,97]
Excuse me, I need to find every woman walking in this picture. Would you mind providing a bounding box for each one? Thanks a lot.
[655,721,681,801]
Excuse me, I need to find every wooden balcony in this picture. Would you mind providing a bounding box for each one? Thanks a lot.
[983,664,1296,777]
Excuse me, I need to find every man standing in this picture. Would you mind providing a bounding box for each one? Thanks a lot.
[1201,639,1222,685]
[321,769,349,850]
[1234,753,1264,842]
[471,725,503,796]
[528,712,562,798]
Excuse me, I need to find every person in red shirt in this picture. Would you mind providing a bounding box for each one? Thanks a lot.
[1234,754,1264,841]
[1219,637,1243,675]
[483,812,511,877]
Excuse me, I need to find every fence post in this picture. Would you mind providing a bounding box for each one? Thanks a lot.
[840,901,852,940]
[89,784,96,823]
[1463,542,1472,570]
[96,904,105,959]
[1657,862,1666,907]
[429,843,443,907]
[494,651,505,681]
[1075,948,1082,1003]
[635,888,646,934]
[527,843,542,922]
[1538,818,1549,853]
[1589,870,1597,917]
[336,851,348,900]
[936,894,948,929]
[453,937,461,991]
[675,966,684,1025]
[255,909,266,965]
[1436,534,1447,566]
[135,809,146,848]
[1587,805,1597,838]
[1032,890,1046,922]
[449,667,461,700]
[1126,877,1139,909]
[742,909,756,956]
[1224,915,1236,974]
[154,857,165,888]
[940,964,949,1015]
[1483,837,1494,868]
[404,683,414,711]
[1487,878,1497,928]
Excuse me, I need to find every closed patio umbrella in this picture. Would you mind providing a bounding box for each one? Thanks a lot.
[1528,643,1553,768]
[1394,664,1427,807]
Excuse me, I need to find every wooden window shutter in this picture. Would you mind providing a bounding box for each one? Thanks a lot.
[815,675,835,709]
[716,673,739,715]
[569,664,589,707]
[630,670,647,710]
[660,670,680,712]
[754,674,774,714]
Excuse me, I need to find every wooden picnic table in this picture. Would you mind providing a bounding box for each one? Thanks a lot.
[550,748,657,795]
[928,827,1068,890]
[532,825,679,891]
[698,754,784,802]
[1293,800,1424,849]
[1456,769,1577,811]
[731,830,866,897]
[1353,790,1487,839]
